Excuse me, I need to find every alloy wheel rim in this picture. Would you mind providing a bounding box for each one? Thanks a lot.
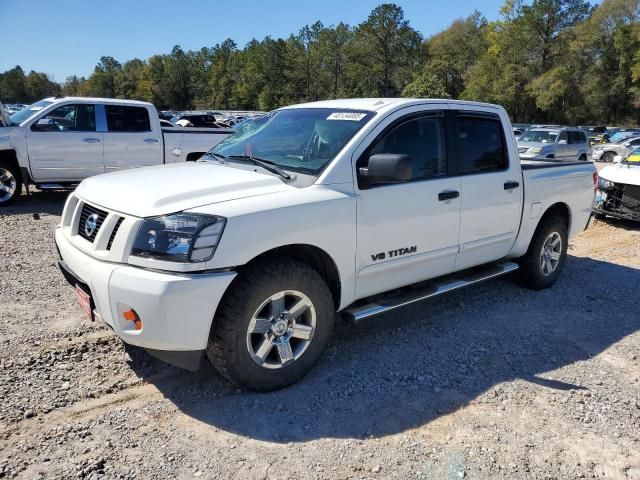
[0,168,17,203]
[246,290,316,369]
[540,232,562,276]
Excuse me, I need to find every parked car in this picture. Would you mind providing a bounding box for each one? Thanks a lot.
[586,126,610,145]
[591,135,640,162]
[0,97,232,205]
[593,148,640,221]
[170,113,220,128]
[54,98,596,391]
[518,127,591,161]
[513,127,524,139]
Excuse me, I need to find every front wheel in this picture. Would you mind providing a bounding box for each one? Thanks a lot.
[207,257,335,391]
[601,151,616,163]
[0,162,22,206]
[516,216,568,290]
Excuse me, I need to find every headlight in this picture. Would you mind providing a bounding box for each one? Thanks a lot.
[597,176,614,189]
[528,147,544,154]
[131,213,226,263]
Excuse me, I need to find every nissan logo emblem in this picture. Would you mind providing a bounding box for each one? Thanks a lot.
[84,213,99,237]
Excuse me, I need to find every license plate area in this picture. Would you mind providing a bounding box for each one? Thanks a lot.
[75,284,94,321]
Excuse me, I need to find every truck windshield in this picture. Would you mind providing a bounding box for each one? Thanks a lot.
[9,100,53,125]
[208,108,374,174]
[519,130,558,143]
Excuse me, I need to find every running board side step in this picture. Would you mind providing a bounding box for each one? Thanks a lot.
[343,261,519,322]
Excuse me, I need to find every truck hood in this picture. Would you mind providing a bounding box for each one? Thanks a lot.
[75,162,295,217]
[598,163,640,186]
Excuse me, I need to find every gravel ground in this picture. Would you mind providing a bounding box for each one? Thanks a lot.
[0,185,639,480]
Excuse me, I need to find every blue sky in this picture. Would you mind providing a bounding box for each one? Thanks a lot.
[1,0,506,82]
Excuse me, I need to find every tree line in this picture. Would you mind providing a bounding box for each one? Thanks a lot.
[1,0,639,125]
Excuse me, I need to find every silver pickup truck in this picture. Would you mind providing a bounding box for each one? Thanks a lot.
[0,97,232,205]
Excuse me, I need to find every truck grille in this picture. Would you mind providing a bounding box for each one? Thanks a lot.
[106,217,124,250]
[78,203,108,242]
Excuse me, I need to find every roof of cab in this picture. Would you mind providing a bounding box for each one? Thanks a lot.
[281,98,505,114]
[43,96,153,107]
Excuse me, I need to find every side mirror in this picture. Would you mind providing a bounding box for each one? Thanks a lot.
[32,118,56,131]
[360,154,412,182]
[613,155,623,163]
[558,139,568,145]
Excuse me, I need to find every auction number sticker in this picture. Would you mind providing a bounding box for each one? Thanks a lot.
[327,112,367,121]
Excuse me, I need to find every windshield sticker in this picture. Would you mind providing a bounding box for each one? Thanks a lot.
[327,112,367,121]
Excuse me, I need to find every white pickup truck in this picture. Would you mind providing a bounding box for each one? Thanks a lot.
[54,98,596,391]
[0,97,231,205]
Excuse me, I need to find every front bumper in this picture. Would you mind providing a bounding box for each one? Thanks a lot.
[55,227,237,354]
[593,187,640,222]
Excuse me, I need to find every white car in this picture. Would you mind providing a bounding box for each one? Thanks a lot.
[593,148,640,221]
[54,98,596,391]
[0,97,232,205]
[591,135,640,163]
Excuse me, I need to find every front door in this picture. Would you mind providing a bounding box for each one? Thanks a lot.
[26,103,103,182]
[355,109,461,299]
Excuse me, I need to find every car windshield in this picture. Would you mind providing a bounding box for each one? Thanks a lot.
[209,108,374,174]
[626,147,640,163]
[609,132,635,143]
[519,130,558,143]
[9,100,53,125]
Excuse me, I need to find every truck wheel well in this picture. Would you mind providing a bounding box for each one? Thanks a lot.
[0,149,19,170]
[239,244,341,309]
[540,202,571,231]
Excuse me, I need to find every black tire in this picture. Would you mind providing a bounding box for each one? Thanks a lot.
[206,257,335,391]
[579,154,587,161]
[601,151,616,163]
[516,216,568,290]
[0,160,22,206]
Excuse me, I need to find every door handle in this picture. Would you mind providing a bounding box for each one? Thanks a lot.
[83,138,100,143]
[438,190,459,201]
[504,181,520,190]
[144,138,159,143]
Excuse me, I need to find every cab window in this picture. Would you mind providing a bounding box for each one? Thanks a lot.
[455,116,507,173]
[106,106,151,132]
[33,104,96,132]
[366,116,447,183]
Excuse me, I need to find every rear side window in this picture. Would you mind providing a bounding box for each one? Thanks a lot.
[455,116,507,173]
[568,131,586,144]
[106,106,151,132]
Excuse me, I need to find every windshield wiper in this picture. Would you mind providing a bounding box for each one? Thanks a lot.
[227,154,291,180]
[203,151,226,163]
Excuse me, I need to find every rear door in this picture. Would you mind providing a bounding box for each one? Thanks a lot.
[355,106,461,299]
[26,103,103,181]
[102,105,163,172]
[452,108,523,271]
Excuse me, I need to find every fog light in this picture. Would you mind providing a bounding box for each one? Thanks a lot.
[122,309,142,330]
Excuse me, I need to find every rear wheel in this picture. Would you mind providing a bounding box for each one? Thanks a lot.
[207,257,335,391]
[0,161,21,206]
[517,216,568,290]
